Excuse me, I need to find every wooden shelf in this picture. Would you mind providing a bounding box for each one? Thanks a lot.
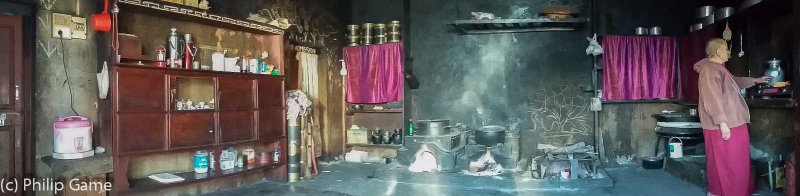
[746,98,796,108]
[346,109,403,115]
[346,143,403,149]
[117,0,284,35]
[127,161,285,193]
[114,63,284,78]
[449,18,589,34]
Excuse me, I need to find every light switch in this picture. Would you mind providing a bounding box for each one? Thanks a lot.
[71,16,87,39]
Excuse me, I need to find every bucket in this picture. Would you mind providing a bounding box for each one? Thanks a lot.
[668,138,683,158]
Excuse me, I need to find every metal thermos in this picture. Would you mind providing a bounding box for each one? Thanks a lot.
[183,34,197,69]
[166,28,184,68]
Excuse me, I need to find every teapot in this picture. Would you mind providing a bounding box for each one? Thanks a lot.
[765,58,784,87]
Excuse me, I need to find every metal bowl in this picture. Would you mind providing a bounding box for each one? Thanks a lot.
[715,7,734,21]
[634,27,648,35]
[350,104,364,110]
[689,23,703,32]
[649,26,662,35]
[701,15,715,26]
[697,6,715,18]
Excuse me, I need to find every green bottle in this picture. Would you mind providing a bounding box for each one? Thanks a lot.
[406,119,414,136]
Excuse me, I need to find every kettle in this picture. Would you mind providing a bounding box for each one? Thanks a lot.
[765,58,784,87]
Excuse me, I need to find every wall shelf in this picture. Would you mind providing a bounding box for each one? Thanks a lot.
[449,18,589,34]
[126,161,284,193]
[118,0,284,35]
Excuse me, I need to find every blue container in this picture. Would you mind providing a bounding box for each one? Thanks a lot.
[765,58,784,87]
[194,151,209,173]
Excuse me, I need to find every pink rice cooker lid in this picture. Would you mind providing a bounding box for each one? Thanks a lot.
[53,116,92,129]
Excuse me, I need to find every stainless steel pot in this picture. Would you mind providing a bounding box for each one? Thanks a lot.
[697,6,715,18]
[649,27,662,35]
[415,119,451,136]
[701,15,715,26]
[715,7,734,21]
[634,27,648,35]
[689,23,703,32]
[476,126,506,146]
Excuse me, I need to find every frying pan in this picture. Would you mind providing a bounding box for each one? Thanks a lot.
[92,0,111,32]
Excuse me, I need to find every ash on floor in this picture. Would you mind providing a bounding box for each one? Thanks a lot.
[206,162,782,196]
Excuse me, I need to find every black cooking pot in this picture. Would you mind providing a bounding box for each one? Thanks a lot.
[642,156,664,169]
[476,126,506,146]
[652,113,700,122]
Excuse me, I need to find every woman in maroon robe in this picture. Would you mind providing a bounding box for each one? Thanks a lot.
[695,38,771,196]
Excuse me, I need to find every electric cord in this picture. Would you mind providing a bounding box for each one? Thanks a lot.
[58,30,80,116]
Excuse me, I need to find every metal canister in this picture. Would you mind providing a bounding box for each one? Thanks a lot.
[361,23,373,45]
[346,25,359,46]
[373,23,387,44]
[388,20,401,42]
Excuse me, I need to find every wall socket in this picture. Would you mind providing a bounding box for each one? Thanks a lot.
[52,13,73,39]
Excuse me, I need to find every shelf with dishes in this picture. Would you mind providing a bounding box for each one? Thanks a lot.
[117,0,284,35]
[449,18,589,34]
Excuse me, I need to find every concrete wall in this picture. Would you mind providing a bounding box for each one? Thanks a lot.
[33,0,100,178]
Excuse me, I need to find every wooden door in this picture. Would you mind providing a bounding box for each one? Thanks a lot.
[219,111,255,143]
[0,15,24,184]
[218,78,255,110]
[169,113,215,149]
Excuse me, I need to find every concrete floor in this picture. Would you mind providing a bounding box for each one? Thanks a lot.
[207,162,783,196]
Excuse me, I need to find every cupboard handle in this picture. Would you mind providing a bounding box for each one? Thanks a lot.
[208,130,213,133]
[15,85,19,101]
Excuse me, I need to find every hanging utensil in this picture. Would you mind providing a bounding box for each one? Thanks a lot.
[723,22,732,41]
[723,23,733,51]
[738,33,745,57]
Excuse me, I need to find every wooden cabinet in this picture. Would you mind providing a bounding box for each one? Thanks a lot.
[116,68,166,112]
[109,65,286,193]
[219,111,256,143]
[116,113,166,154]
[258,77,284,108]
[259,109,285,139]
[169,112,215,149]
[218,78,255,110]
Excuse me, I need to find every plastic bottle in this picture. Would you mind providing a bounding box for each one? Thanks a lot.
[406,119,414,136]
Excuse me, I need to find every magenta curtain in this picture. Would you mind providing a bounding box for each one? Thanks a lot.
[678,26,718,103]
[344,43,404,104]
[602,36,677,100]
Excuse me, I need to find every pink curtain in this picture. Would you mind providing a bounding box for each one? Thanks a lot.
[344,43,404,104]
[678,26,718,103]
[602,36,677,100]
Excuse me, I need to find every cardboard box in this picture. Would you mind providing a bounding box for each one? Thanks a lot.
[347,128,368,144]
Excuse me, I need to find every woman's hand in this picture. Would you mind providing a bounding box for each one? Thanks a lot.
[754,76,772,84]
[720,123,731,140]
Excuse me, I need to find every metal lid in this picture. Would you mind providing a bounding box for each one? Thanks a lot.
[768,58,781,65]
[477,125,506,132]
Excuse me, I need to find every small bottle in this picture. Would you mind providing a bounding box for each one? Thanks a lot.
[208,151,215,170]
[406,119,414,136]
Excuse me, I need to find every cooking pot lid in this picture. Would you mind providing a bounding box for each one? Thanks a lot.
[478,125,506,132]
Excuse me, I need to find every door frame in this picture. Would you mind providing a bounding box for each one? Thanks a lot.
[0,0,35,180]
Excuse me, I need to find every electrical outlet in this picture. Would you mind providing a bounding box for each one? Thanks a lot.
[52,13,73,39]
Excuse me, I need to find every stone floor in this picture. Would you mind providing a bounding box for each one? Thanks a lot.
[206,162,783,196]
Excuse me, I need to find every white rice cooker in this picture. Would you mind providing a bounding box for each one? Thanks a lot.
[53,116,95,159]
